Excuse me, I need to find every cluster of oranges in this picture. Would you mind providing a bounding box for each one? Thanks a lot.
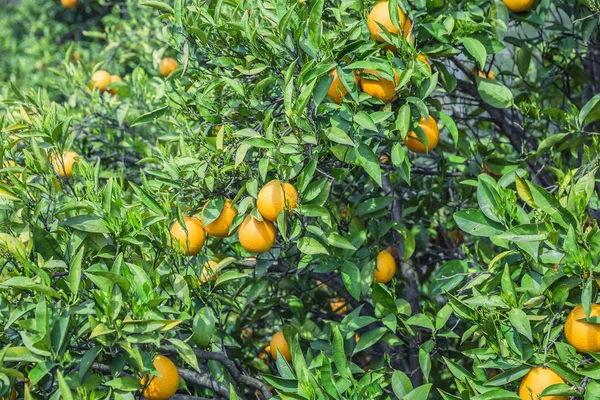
[326,1,440,154]
[518,303,600,399]
[47,57,179,179]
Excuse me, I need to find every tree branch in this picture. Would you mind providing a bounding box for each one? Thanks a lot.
[450,57,554,188]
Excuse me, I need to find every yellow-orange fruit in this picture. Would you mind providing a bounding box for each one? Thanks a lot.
[564,304,600,353]
[503,0,535,12]
[374,250,396,284]
[360,69,399,103]
[368,1,412,41]
[330,298,348,314]
[141,355,180,400]
[51,151,79,178]
[270,331,292,361]
[199,260,219,284]
[327,69,359,104]
[91,70,111,92]
[477,69,496,79]
[61,0,77,8]
[405,116,440,153]
[257,180,298,221]
[160,58,178,77]
[202,199,237,238]
[518,367,566,400]
[169,216,206,256]
[416,54,432,73]
[238,215,276,253]
[107,75,122,96]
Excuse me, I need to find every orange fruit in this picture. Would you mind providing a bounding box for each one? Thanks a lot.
[160,58,178,77]
[238,215,276,253]
[199,260,219,284]
[241,327,253,341]
[360,69,399,103]
[257,180,298,221]
[518,367,566,400]
[374,250,396,284]
[416,54,432,73]
[405,116,440,153]
[327,69,359,104]
[564,304,600,353]
[61,0,77,8]
[477,69,496,79]
[202,199,237,238]
[330,298,348,314]
[503,0,535,12]
[141,355,180,400]
[367,1,412,42]
[270,331,292,361]
[51,151,79,178]
[259,345,271,361]
[107,75,122,96]
[91,70,111,92]
[169,216,206,256]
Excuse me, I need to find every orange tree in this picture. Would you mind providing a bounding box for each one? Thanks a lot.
[2,0,600,399]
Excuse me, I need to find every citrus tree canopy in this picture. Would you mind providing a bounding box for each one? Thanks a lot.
[1,0,600,399]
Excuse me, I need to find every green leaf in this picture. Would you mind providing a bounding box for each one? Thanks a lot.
[62,215,110,233]
[508,308,533,341]
[1,277,61,298]
[139,0,174,14]
[57,370,73,400]
[131,183,164,216]
[298,237,329,255]
[214,271,248,288]
[69,246,84,298]
[356,144,382,187]
[353,327,387,355]
[325,127,354,146]
[404,384,433,400]
[131,106,169,126]
[169,338,200,372]
[332,325,349,379]
[354,111,378,132]
[453,210,504,237]
[579,92,600,127]
[431,260,468,295]
[477,78,513,108]
[355,197,395,216]
[462,37,487,70]
[341,261,361,301]
[193,307,217,349]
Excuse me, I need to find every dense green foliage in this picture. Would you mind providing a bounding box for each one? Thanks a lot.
[1,0,600,399]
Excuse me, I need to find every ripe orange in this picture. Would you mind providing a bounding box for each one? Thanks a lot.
[416,54,432,73]
[367,1,411,42]
[107,75,122,96]
[374,250,396,284]
[477,69,496,79]
[238,215,276,253]
[518,367,566,400]
[503,0,535,12]
[564,304,600,353]
[160,58,178,77]
[169,216,206,256]
[329,298,348,314]
[257,180,298,221]
[405,116,439,153]
[259,345,271,361]
[202,199,237,238]
[360,69,399,103]
[61,0,77,8]
[270,331,292,361]
[327,69,359,104]
[141,355,180,400]
[199,260,219,284]
[91,70,111,92]
[51,151,79,178]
